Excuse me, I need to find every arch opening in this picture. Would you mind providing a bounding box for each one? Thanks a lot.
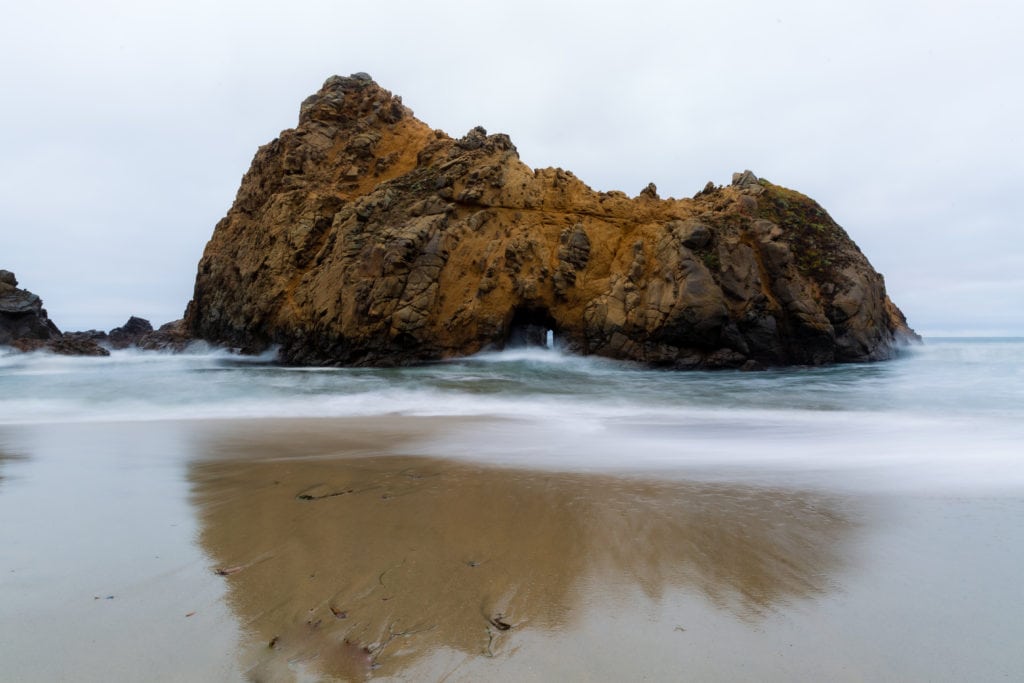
[506,307,557,349]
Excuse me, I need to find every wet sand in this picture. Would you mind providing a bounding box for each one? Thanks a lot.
[1,417,1022,681]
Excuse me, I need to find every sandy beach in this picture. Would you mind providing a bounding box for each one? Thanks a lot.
[1,416,1022,681]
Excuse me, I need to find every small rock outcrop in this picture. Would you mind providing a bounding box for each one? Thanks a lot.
[137,319,192,352]
[11,335,111,356]
[1,271,109,356]
[62,317,193,353]
[2,272,191,356]
[185,75,918,368]
[1,270,66,346]
[108,316,154,349]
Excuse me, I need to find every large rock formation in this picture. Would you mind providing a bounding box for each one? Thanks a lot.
[186,74,918,368]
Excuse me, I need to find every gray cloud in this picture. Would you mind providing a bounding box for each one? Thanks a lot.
[2,0,1021,335]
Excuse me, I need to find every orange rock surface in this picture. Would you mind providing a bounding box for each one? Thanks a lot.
[186,74,917,367]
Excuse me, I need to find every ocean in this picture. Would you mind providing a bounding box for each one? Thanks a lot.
[1,338,1022,680]
[2,338,1022,491]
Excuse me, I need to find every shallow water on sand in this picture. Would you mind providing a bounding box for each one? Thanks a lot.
[1,339,1022,680]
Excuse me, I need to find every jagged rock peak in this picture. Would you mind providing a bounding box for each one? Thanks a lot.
[298,73,407,125]
[185,76,918,368]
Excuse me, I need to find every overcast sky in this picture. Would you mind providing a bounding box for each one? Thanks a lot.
[2,0,1021,336]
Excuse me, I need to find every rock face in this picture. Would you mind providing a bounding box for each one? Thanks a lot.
[186,75,918,368]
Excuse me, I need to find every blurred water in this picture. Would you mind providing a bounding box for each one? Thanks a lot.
[1,339,1021,491]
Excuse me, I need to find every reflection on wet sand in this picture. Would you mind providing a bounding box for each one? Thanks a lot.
[188,419,853,681]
